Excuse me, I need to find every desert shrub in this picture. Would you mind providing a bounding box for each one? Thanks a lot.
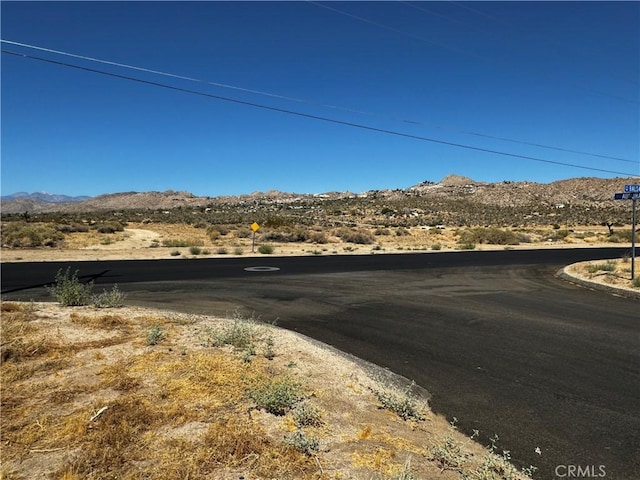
[206,315,258,349]
[374,228,391,236]
[146,325,166,346]
[264,216,292,228]
[515,232,533,243]
[308,231,328,244]
[162,239,204,247]
[336,227,375,244]
[586,261,617,274]
[284,429,320,455]
[260,228,309,243]
[459,227,518,246]
[233,246,244,255]
[92,285,127,308]
[189,246,202,255]
[258,245,274,254]
[169,250,181,256]
[633,276,640,288]
[1,221,64,247]
[56,223,89,233]
[48,267,94,306]
[547,229,570,241]
[95,221,125,234]
[247,377,303,415]
[608,229,635,243]
[292,403,323,427]
[373,381,426,422]
[235,228,252,238]
[217,247,228,254]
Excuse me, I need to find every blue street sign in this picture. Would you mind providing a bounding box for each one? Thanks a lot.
[624,185,640,193]
[614,192,640,200]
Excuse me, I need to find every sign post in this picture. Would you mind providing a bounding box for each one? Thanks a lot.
[614,185,639,280]
[251,222,260,253]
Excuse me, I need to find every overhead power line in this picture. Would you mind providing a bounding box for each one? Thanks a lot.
[309,1,639,104]
[1,39,635,164]
[2,49,638,178]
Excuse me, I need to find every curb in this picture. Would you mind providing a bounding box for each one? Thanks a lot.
[556,267,640,300]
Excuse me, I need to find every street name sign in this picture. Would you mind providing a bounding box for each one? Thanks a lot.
[624,185,640,193]
[614,192,640,200]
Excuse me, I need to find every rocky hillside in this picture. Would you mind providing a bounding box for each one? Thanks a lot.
[2,175,637,227]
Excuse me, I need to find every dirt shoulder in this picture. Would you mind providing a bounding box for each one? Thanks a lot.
[1,301,533,480]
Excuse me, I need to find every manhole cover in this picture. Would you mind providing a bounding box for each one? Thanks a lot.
[243,266,281,272]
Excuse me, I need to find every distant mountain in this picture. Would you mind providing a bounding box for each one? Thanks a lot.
[0,175,638,216]
[1,192,91,203]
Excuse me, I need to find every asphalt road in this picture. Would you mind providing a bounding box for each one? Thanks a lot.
[2,247,638,479]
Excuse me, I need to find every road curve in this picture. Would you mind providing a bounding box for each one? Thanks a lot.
[2,247,638,479]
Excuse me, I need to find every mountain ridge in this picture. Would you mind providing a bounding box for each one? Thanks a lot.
[1,175,638,215]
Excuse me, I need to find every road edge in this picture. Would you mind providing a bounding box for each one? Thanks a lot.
[556,266,640,300]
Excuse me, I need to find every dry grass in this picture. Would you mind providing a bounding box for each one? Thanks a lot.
[568,257,640,291]
[0,302,533,480]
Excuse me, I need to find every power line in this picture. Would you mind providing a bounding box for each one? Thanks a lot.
[1,39,635,164]
[308,1,639,104]
[3,49,638,178]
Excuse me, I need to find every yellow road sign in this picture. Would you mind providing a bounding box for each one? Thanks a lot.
[251,222,260,232]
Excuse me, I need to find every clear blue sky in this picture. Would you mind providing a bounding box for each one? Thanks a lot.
[2,1,639,197]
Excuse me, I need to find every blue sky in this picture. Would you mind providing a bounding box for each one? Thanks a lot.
[2,1,639,197]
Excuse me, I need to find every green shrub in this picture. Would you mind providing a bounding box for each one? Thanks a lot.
[47,267,94,306]
[146,325,166,346]
[189,246,202,255]
[284,429,320,455]
[1,221,64,247]
[587,261,617,273]
[247,377,303,415]
[373,382,426,422]
[292,403,323,427]
[258,245,274,254]
[92,284,127,308]
[205,313,262,350]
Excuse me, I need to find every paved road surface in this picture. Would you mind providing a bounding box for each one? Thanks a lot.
[2,248,638,479]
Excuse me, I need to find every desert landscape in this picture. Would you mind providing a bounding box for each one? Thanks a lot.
[1,175,638,479]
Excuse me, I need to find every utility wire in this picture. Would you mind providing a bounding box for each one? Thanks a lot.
[1,39,635,165]
[309,1,639,104]
[4,49,637,178]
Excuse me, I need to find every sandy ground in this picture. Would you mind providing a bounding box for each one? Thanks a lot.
[1,301,525,480]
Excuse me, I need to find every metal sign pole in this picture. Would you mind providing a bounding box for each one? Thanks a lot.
[614,186,639,280]
[632,198,637,280]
